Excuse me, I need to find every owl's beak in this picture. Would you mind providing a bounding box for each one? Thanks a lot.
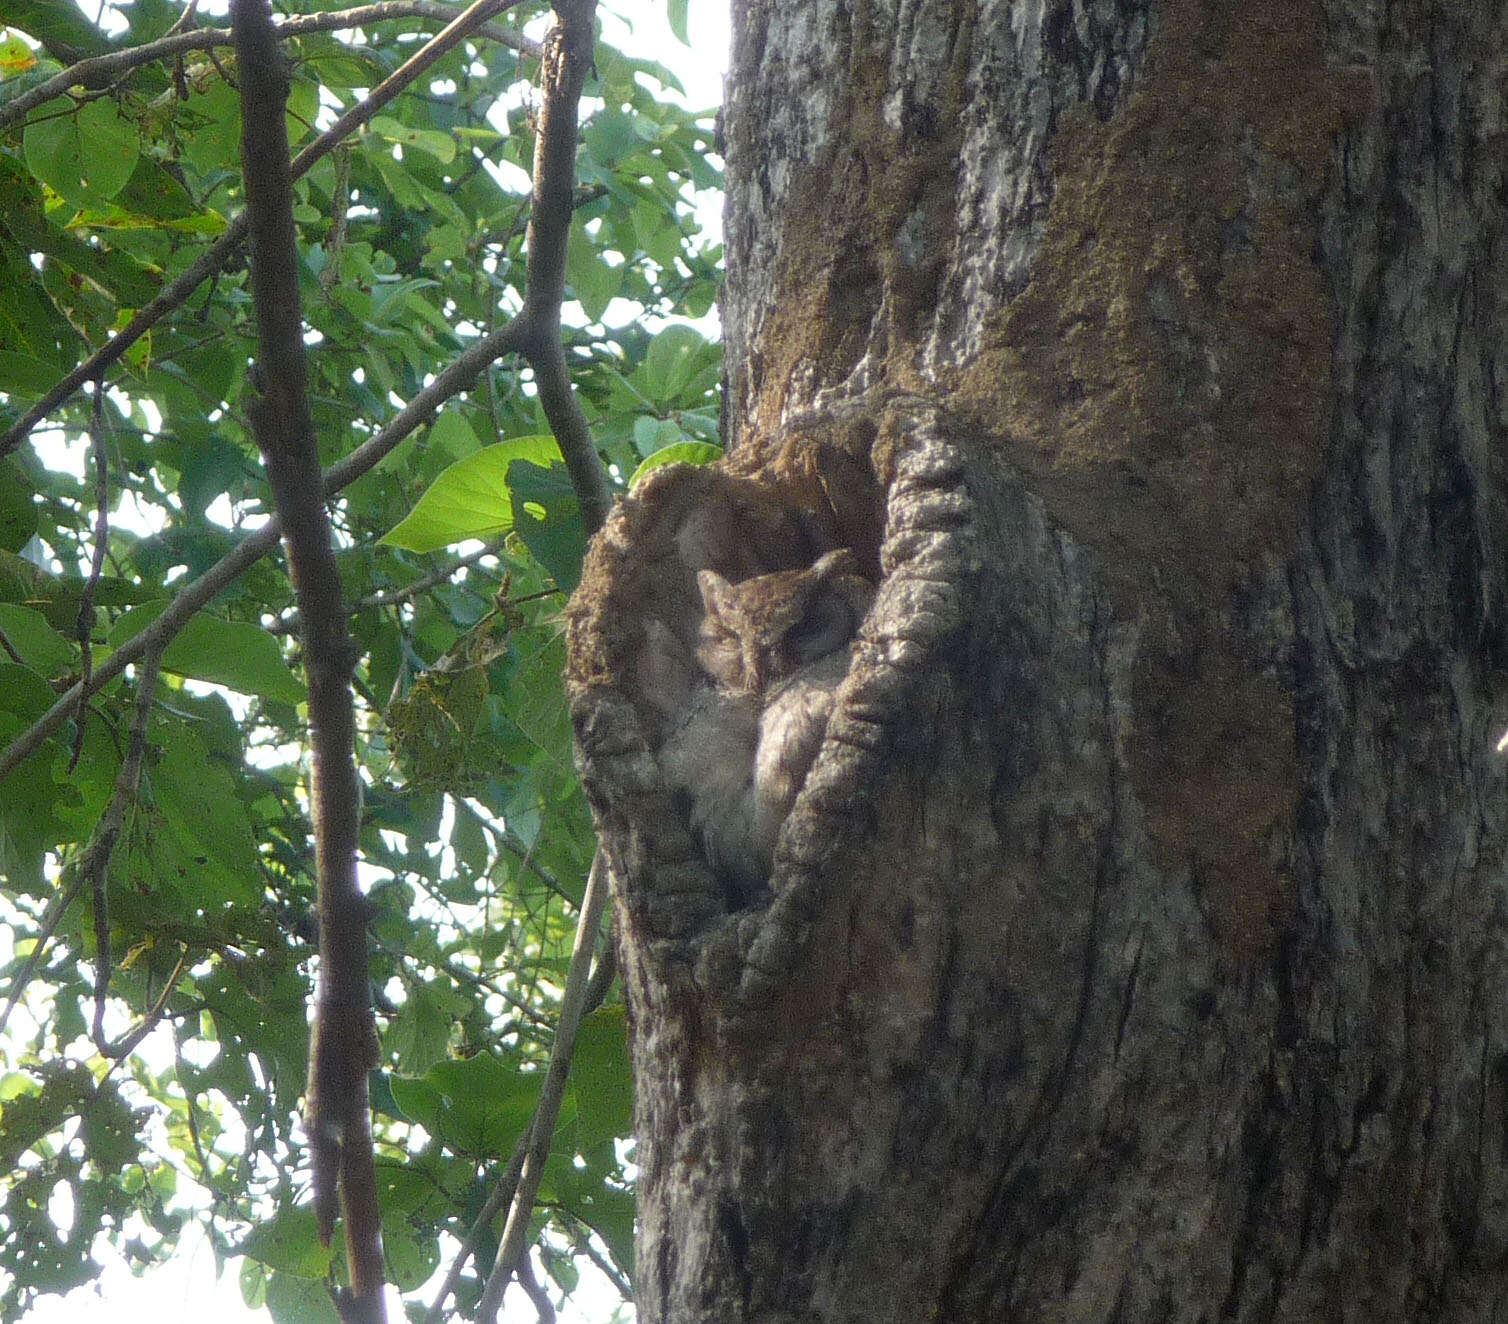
[743,642,764,692]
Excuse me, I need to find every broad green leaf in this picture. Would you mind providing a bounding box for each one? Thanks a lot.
[0,663,72,888]
[565,216,623,322]
[240,1208,333,1277]
[389,984,462,1076]
[633,414,681,455]
[0,1,113,59]
[628,440,724,487]
[381,435,562,552]
[108,604,306,703]
[390,1054,538,1158]
[0,461,34,553]
[112,155,200,221]
[0,350,63,393]
[667,0,690,44]
[0,29,38,74]
[0,155,158,303]
[178,78,242,176]
[571,1006,633,1150]
[147,716,263,907]
[381,1215,440,1292]
[639,322,717,403]
[369,114,457,164]
[23,95,138,208]
[0,603,72,674]
[508,460,585,592]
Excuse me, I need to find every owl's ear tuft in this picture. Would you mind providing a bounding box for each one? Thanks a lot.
[697,569,735,618]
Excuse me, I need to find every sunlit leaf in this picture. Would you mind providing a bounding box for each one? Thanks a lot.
[381,435,562,551]
[628,440,724,487]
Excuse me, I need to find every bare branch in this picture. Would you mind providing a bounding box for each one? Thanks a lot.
[0,0,540,136]
[83,645,167,1058]
[476,850,612,1323]
[0,0,522,461]
[511,0,612,535]
[422,1129,528,1324]
[232,0,382,1312]
[514,1252,557,1324]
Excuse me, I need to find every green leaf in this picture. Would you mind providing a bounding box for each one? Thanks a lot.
[112,155,201,221]
[0,350,64,393]
[0,460,35,552]
[381,1214,440,1292]
[565,217,623,322]
[389,1054,538,1158]
[369,114,457,165]
[0,603,72,674]
[0,1,113,59]
[632,414,681,455]
[147,717,263,907]
[265,1268,341,1323]
[108,605,306,703]
[23,95,138,208]
[667,0,690,44]
[240,1207,333,1276]
[638,322,718,404]
[389,984,462,1076]
[508,460,585,592]
[570,1006,633,1150]
[178,78,241,176]
[628,441,724,487]
[381,435,562,552]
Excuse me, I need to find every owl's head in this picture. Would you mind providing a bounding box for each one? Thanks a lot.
[695,549,874,693]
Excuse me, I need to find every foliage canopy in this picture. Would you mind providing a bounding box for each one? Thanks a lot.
[0,0,721,1316]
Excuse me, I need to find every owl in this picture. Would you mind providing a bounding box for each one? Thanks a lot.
[655,550,875,902]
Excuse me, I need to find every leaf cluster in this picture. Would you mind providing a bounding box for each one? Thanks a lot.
[0,0,721,1316]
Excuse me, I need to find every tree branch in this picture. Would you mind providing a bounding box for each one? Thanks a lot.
[0,0,521,462]
[476,850,611,1323]
[81,644,174,1060]
[510,0,612,534]
[421,1130,528,1324]
[0,0,540,136]
[514,1251,557,1324]
[232,0,383,1314]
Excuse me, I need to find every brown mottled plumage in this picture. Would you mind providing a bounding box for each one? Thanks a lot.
[653,550,874,901]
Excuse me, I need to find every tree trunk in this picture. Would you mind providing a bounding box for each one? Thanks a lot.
[567,1,1508,1320]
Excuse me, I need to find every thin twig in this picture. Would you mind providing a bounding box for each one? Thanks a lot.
[84,646,165,1056]
[0,876,85,1041]
[0,0,522,462]
[0,0,540,135]
[476,850,611,1323]
[422,1130,530,1324]
[71,381,110,772]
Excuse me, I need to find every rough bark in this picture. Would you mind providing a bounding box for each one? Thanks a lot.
[567,1,1508,1320]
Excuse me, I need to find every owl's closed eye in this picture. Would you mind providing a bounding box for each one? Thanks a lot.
[696,549,874,694]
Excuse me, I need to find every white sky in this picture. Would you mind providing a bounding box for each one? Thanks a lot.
[12,2,729,1321]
